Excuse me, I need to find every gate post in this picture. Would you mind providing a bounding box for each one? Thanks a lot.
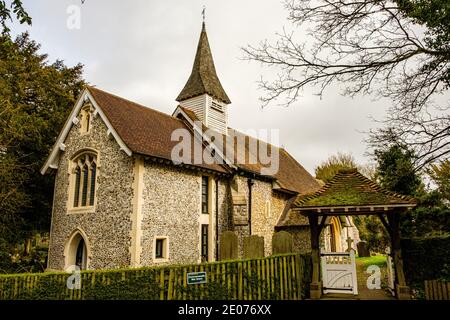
[308,214,322,299]
[389,211,410,300]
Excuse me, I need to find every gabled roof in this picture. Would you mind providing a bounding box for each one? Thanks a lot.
[175,106,321,194]
[41,87,228,175]
[292,168,417,209]
[176,23,231,104]
[43,86,319,195]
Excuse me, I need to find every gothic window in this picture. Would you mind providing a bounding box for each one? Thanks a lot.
[71,152,97,209]
[80,106,92,134]
[201,224,209,262]
[202,176,209,214]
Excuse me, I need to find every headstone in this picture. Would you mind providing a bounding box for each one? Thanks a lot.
[243,235,265,259]
[272,231,293,254]
[357,241,370,257]
[219,231,239,260]
[346,236,354,252]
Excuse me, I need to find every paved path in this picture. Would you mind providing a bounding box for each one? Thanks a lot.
[320,260,395,300]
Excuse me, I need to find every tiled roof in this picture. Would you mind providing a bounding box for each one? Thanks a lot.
[292,168,417,208]
[178,107,321,194]
[88,87,320,194]
[88,86,228,174]
[176,23,231,104]
[276,196,310,227]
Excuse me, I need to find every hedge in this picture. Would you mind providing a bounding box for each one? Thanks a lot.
[402,234,450,287]
[0,253,311,300]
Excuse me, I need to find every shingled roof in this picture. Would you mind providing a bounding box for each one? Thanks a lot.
[292,168,417,209]
[176,22,231,104]
[177,106,321,194]
[88,87,228,174]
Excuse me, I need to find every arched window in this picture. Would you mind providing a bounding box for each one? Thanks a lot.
[71,152,97,208]
[80,106,92,134]
[65,229,90,270]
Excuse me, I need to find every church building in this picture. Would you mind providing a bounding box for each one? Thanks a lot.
[42,22,359,271]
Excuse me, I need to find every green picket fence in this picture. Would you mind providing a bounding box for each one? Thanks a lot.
[0,253,311,300]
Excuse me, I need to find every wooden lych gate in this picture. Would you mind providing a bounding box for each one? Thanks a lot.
[385,247,396,296]
[289,168,417,300]
[321,251,358,295]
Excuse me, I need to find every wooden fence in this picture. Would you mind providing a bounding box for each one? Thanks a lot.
[424,280,450,300]
[0,253,311,300]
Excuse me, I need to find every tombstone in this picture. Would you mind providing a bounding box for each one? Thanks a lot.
[357,241,370,257]
[243,235,265,259]
[272,231,293,255]
[219,231,239,260]
[345,236,354,252]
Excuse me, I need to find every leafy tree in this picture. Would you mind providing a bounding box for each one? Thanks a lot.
[0,0,31,34]
[315,152,358,183]
[354,215,390,253]
[374,143,449,238]
[315,152,377,183]
[0,32,85,271]
[428,159,450,203]
[244,0,450,169]
[375,144,423,196]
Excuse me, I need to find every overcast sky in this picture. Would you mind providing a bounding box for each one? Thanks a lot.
[12,0,395,174]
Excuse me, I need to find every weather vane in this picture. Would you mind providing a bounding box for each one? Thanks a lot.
[202,6,206,23]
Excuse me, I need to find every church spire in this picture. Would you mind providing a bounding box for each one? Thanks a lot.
[176,22,231,104]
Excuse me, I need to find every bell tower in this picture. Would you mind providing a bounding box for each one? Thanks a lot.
[176,22,231,135]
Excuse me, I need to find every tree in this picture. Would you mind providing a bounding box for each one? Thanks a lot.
[0,0,31,34]
[375,144,423,196]
[428,159,450,202]
[315,152,376,183]
[0,32,85,271]
[244,0,450,169]
[315,152,358,183]
[374,143,450,237]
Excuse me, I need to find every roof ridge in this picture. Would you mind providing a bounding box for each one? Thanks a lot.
[227,127,280,150]
[293,169,417,207]
[87,86,185,124]
[354,171,415,202]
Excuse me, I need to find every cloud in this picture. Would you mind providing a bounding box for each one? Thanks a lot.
[16,0,392,174]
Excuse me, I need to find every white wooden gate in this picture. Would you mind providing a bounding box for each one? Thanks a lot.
[321,250,358,295]
[385,247,395,296]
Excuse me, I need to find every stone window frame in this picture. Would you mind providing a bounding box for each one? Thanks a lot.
[79,104,93,135]
[153,236,169,263]
[67,148,100,214]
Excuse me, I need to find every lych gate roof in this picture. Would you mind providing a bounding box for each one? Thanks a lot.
[176,23,231,104]
[292,168,417,211]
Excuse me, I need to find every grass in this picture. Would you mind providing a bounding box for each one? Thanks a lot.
[356,255,389,290]
[356,255,387,267]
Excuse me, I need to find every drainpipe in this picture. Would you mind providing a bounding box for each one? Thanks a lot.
[247,178,254,235]
[215,178,219,261]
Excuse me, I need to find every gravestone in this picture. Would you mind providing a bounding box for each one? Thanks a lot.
[219,231,239,260]
[243,235,265,259]
[346,236,354,252]
[272,231,293,254]
[357,241,370,257]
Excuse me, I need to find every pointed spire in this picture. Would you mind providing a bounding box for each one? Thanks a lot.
[176,22,231,104]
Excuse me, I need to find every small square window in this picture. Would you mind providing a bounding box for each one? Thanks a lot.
[155,238,168,260]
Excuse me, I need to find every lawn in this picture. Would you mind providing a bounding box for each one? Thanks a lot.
[356,255,387,267]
